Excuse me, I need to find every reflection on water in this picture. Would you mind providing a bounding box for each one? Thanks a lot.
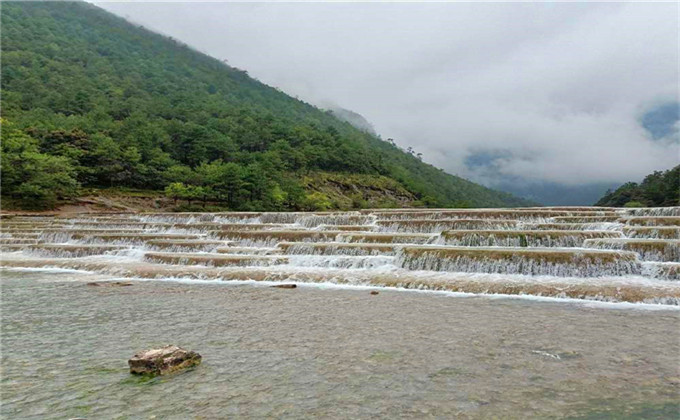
[2,270,679,419]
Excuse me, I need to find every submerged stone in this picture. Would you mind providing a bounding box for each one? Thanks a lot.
[128,345,201,376]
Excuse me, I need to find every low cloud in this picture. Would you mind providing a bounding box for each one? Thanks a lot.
[97,2,679,193]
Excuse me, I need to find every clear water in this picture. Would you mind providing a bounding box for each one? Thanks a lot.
[2,270,679,419]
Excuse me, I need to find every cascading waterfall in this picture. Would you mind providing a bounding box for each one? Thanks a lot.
[215,230,344,247]
[26,244,131,258]
[642,262,680,281]
[622,226,680,239]
[336,232,436,244]
[144,252,288,267]
[258,212,312,224]
[297,213,375,228]
[623,207,680,217]
[0,238,40,244]
[316,224,376,231]
[375,219,519,233]
[277,242,400,256]
[550,216,621,223]
[70,233,203,245]
[216,246,280,255]
[145,239,229,253]
[1,206,679,304]
[285,255,395,269]
[519,222,624,231]
[438,230,622,248]
[623,217,680,227]
[583,238,680,262]
[396,246,642,277]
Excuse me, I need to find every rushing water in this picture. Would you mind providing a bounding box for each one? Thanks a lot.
[1,207,679,304]
[2,270,679,419]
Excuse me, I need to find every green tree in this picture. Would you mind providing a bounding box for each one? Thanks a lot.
[220,162,245,207]
[164,182,188,204]
[1,122,79,209]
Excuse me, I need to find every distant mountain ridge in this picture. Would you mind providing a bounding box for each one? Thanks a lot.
[327,107,377,135]
[1,1,533,210]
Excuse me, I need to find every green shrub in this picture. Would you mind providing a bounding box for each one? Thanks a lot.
[303,192,332,211]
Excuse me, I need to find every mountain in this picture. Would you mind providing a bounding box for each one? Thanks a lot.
[595,165,679,207]
[493,181,619,206]
[1,1,533,210]
[326,107,377,136]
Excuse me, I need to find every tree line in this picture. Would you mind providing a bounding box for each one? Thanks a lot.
[595,165,679,207]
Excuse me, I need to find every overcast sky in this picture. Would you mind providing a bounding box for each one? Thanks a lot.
[96,1,679,197]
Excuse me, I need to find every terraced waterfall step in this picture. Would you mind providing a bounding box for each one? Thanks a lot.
[277,242,400,256]
[551,216,622,223]
[145,240,230,252]
[1,255,677,304]
[376,219,520,233]
[211,223,291,231]
[317,225,376,231]
[1,207,679,305]
[519,223,623,231]
[144,252,288,267]
[643,262,680,281]
[624,207,680,217]
[0,238,42,244]
[371,210,619,221]
[215,230,345,245]
[622,227,680,239]
[623,217,680,226]
[0,244,32,252]
[0,233,42,238]
[297,214,375,228]
[583,238,680,262]
[439,230,622,247]
[336,232,436,244]
[216,247,281,255]
[27,244,130,257]
[69,233,203,244]
[397,246,641,277]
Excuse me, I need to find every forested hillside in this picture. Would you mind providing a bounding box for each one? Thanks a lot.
[1,1,532,210]
[595,165,679,207]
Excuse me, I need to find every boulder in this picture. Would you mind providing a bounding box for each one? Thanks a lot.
[128,345,201,376]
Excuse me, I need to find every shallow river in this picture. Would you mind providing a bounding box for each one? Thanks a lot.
[1,270,679,419]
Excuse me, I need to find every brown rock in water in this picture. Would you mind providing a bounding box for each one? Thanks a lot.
[128,345,201,376]
[272,284,297,289]
[370,290,379,295]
